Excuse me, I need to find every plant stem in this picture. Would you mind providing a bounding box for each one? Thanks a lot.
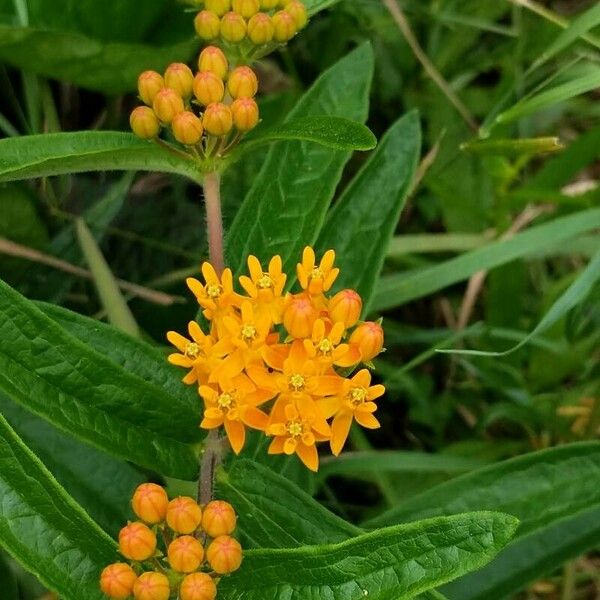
[561,560,576,600]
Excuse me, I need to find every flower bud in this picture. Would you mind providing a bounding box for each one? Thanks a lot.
[198,46,229,79]
[137,71,165,106]
[206,535,243,574]
[164,63,194,99]
[232,0,260,18]
[100,563,137,600]
[118,522,157,561]
[220,11,247,42]
[285,1,308,28]
[205,0,231,16]
[272,10,296,42]
[166,496,203,534]
[172,111,204,145]
[194,10,221,40]
[179,573,217,600]
[247,12,274,44]
[328,289,362,328]
[231,98,259,132]
[167,535,205,573]
[130,107,160,140]
[202,103,233,136]
[350,321,384,362]
[260,0,279,8]
[193,71,225,106]
[201,500,237,537]
[227,66,259,98]
[133,572,170,600]
[283,295,317,339]
[132,483,169,524]
[152,88,184,124]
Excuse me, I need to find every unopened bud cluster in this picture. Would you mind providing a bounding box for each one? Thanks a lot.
[100,484,242,600]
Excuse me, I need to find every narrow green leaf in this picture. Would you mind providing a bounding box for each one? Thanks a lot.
[225,43,374,276]
[0,278,199,479]
[0,132,203,184]
[216,459,360,548]
[0,413,118,600]
[373,208,600,311]
[305,0,341,14]
[316,111,421,309]
[387,233,489,256]
[218,512,519,600]
[460,137,563,157]
[420,592,450,600]
[438,250,600,356]
[75,217,139,336]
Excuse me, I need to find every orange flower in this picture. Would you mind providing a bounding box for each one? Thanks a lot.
[303,319,360,372]
[200,374,272,453]
[319,369,385,456]
[297,247,339,295]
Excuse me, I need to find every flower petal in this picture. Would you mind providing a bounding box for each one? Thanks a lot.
[296,442,319,472]
[330,412,353,456]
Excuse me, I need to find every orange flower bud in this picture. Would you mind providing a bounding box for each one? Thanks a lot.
[193,71,225,106]
[260,0,279,8]
[283,295,317,339]
[167,535,205,573]
[137,71,164,106]
[194,10,221,40]
[231,98,259,132]
[328,289,362,328]
[201,500,237,537]
[152,88,184,124]
[166,496,203,534]
[164,63,194,99]
[232,0,260,18]
[272,10,297,42]
[227,66,259,99]
[132,483,169,524]
[220,11,247,42]
[133,572,170,600]
[205,0,231,17]
[349,321,384,362]
[285,0,307,28]
[202,103,233,136]
[198,46,229,79]
[247,12,274,45]
[130,107,160,140]
[172,111,204,145]
[206,535,243,574]
[118,522,157,561]
[179,573,217,600]
[100,563,137,600]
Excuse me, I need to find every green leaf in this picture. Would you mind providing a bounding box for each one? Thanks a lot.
[0,278,199,479]
[373,208,600,311]
[225,43,374,276]
[216,459,360,548]
[0,132,203,184]
[0,552,18,600]
[460,137,563,158]
[1,395,145,537]
[0,413,118,600]
[237,116,376,155]
[305,0,341,15]
[316,111,421,310]
[218,512,519,600]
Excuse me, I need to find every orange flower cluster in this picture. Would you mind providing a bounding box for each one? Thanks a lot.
[168,247,385,471]
[100,484,242,600]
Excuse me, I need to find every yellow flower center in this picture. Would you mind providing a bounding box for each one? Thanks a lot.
[310,267,323,280]
[185,343,201,359]
[286,420,303,437]
[241,324,257,341]
[317,338,334,356]
[217,393,234,410]
[288,373,306,392]
[257,273,273,289]
[349,387,367,406]
[206,284,223,299]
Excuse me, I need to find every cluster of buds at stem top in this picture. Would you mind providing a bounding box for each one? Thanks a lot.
[130,48,260,159]
[100,484,242,600]
[167,247,386,472]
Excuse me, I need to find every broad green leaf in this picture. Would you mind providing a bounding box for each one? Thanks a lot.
[439,250,600,356]
[225,43,374,276]
[443,505,600,600]
[0,552,17,600]
[0,278,199,479]
[216,459,360,548]
[0,132,203,184]
[1,395,144,537]
[75,217,140,336]
[0,413,118,600]
[316,111,421,309]
[218,512,519,600]
[236,116,377,154]
[373,208,600,311]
